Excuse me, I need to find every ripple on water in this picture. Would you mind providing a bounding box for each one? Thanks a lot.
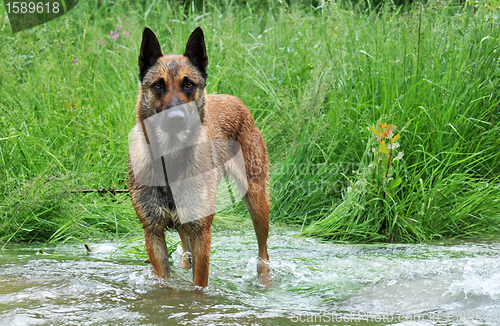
[1,232,500,325]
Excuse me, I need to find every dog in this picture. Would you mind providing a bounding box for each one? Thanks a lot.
[128,27,271,287]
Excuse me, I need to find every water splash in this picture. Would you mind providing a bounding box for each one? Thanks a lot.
[2,233,500,325]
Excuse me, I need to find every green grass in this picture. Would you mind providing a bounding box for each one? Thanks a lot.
[0,0,499,246]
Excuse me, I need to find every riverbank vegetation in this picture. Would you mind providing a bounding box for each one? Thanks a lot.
[0,0,499,247]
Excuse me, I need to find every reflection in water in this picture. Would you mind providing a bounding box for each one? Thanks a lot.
[1,229,500,325]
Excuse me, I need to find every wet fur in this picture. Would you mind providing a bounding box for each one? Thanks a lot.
[128,28,271,287]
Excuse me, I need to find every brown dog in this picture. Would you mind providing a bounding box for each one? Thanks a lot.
[128,27,270,287]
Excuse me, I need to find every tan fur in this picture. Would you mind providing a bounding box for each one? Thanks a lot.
[128,28,270,287]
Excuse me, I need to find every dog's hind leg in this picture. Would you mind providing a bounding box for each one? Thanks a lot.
[236,128,271,286]
[177,228,192,269]
[244,189,271,287]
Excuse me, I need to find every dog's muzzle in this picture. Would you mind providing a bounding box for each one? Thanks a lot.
[159,106,191,134]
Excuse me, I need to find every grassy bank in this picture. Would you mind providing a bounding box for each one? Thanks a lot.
[0,0,499,246]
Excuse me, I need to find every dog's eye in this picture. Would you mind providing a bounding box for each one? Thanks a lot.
[154,82,162,90]
[186,82,193,89]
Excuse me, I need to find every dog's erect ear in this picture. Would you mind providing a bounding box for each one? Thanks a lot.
[139,28,163,82]
[184,27,208,80]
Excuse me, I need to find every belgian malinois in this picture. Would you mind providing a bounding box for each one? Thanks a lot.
[128,27,270,287]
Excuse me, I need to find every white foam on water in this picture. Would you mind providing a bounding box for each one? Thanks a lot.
[2,234,500,325]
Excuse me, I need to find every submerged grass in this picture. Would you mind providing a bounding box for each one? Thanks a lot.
[0,0,499,245]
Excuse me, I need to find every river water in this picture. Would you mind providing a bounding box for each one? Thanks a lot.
[1,227,500,326]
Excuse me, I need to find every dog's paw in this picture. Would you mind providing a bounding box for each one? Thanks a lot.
[257,258,271,287]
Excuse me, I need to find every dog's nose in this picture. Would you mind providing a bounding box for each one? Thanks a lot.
[167,109,186,125]
[159,107,190,134]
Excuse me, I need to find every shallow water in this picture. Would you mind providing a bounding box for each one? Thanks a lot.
[1,228,500,326]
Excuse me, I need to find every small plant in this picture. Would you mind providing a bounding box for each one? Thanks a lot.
[301,121,408,243]
[369,123,403,199]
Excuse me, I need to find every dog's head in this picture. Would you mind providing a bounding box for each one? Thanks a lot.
[136,27,208,138]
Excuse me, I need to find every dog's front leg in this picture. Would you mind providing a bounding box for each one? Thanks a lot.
[144,226,171,278]
[190,223,212,287]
